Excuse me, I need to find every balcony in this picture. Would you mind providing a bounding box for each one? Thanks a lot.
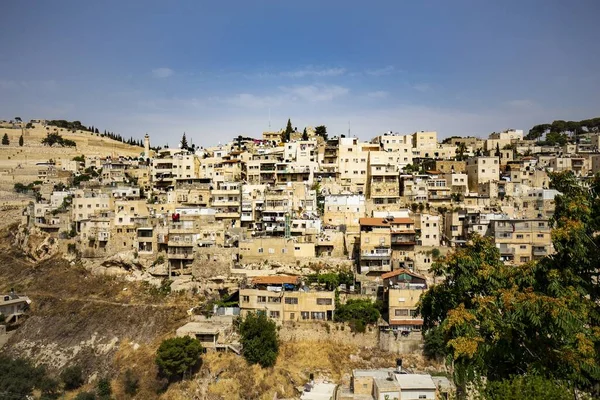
[361,249,392,260]
[167,252,194,259]
[533,247,548,256]
[499,246,515,255]
[263,215,285,222]
[168,237,194,247]
[391,235,417,246]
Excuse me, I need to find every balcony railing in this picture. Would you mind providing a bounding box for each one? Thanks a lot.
[361,250,392,259]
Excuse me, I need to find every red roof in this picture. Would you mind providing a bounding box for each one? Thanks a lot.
[381,268,426,281]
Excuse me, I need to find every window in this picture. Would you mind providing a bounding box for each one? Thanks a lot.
[285,297,298,304]
[316,298,332,305]
[258,248,263,253]
[395,309,409,316]
[242,295,249,303]
[257,296,266,303]
[289,312,295,320]
[311,312,325,320]
[520,245,527,249]
[516,234,523,239]
[294,246,300,251]
[268,248,275,254]
[269,311,280,319]
[419,396,427,399]
[537,234,544,238]
[268,296,281,303]
[301,311,310,320]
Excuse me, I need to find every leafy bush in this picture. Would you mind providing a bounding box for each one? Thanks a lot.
[481,375,573,400]
[123,369,139,396]
[41,132,76,147]
[334,299,380,332]
[155,336,203,380]
[61,365,84,390]
[0,356,47,398]
[239,312,279,368]
[96,377,111,399]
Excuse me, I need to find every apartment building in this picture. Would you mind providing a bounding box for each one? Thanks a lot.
[466,156,500,191]
[382,269,427,331]
[366,151,401,209]
[415,214,440,247]
[323,194,365,230]
[239,275,335,322]
[488,218,552,264]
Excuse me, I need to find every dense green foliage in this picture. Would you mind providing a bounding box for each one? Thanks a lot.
[61,365,84,390]
[2,133,9,145]
[418,170,600,397]
[0,356,49,398]
[302,127,308,140]
[18,134,23,146]
[479,375,573,400]
[284,118,293,142]
[96,377,112,399]
[180,132,188,149]
[239,312,279,368]
[61,365,85,390]
[308,270,354,291]
[14,182,37,193]
[334,299,380,332]
[47,120,89,131]
[525,117,600,143]
[155,336,203,380]
[41,132,76,147]
[72,155,85,162]
[314,125,328,140]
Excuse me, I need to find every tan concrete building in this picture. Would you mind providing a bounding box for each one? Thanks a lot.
[466,156,499,192]
[488,218,552,265]
[382,269,427,331]
[240,276,335,322]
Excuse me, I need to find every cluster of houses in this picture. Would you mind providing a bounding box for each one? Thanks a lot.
[20,125,587,338]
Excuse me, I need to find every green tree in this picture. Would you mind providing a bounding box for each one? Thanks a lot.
[155,336,203,380]
[96,377,111,399]
[455,142,467,161]
[284,119,293,142]
[240,312,279,368]
[75,392,97,400]
[18,134,23,146]
[180,133,188,150]
[315,125,328,140]
[302,127,308,141]
[480,375,574,400]
[61,365,85,390]
[334,299,380,332]
[494,143,500,157]
[2,133,9,145]
[418,225,600,397]
[0,356,46,398]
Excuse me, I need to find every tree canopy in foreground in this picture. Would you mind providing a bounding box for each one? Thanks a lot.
[418,171,600,397]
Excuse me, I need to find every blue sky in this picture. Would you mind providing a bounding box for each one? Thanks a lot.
[1,0,599,147]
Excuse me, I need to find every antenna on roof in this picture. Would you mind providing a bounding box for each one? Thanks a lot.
[269,108,271,129]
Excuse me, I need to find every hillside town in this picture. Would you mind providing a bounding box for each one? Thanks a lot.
[2,118,597,398]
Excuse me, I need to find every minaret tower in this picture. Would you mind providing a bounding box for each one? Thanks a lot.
[144,133,150,158]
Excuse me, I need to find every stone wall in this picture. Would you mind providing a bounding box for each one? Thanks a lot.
[278,322,424,355]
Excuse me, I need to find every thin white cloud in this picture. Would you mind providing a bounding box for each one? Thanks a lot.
[505,99,538,109]
[280,85,349,102]
[224,93,284,109]
[366,66,395,76]
[280,66,346,78]
[412,83,432,93]
[151,68,174,78]
[367,91,389,99]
